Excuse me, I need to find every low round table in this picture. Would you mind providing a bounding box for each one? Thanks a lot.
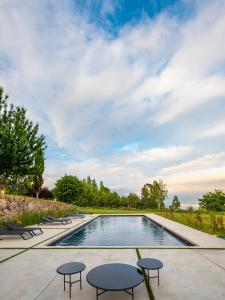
[57,262,86,298]
[137,258,163,286]
[86,263,144,300]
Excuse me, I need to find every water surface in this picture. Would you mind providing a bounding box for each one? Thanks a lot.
[51,216,191,246]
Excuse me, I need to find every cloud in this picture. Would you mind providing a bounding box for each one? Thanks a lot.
[126,146,193,163]
[198,121,225,139]
[160,152,225,175]
[0,0,225,202]
[159,152,225,193]
[140,1,225,125]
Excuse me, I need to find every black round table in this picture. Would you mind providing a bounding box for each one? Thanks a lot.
[137,258,163,286]
[86,263,144,300]
[57,262,86,298]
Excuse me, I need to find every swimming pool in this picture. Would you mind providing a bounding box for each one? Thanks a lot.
[50,215,193,246]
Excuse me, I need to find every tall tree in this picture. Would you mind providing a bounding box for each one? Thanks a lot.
[141,180,168,209]
[0,87,46,193]
[31,146,45,198]
[171,195,181,210]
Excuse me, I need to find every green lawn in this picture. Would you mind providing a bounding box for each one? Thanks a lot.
[76,207,153,214]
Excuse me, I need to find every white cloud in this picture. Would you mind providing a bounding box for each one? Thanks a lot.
[161,152,225,174]
[198,121,225,139]
[1,0,225,200]
[126,146,193,163]
[159,152,225,193]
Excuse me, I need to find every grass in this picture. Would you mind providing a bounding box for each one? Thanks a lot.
[155,210,225,238]
[0,207,78,228]
[136,248,155,300]
[76,207,153,214]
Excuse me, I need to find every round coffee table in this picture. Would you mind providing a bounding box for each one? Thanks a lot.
[86,263,144,300]
[57,262,86,298]
[137,258,163,286]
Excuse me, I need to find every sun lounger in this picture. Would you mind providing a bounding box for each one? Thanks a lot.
[41,216,63,225]
[46,215,72,224]
[65,211,85,218]
[3,222,43,236]
[0,228,33,240]
[41,216,71,225]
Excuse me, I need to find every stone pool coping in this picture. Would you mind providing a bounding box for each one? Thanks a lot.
[0,213,225,250]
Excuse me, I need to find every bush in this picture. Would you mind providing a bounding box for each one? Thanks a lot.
[52,175,83,203]
[199,190,225,212]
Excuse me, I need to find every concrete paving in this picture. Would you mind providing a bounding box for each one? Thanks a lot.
[0,213,225,299]
[0,249,148,300]
[0,215,96,249]
[0,249,24,262]
[140,249,225,300]
[146,214,225,248]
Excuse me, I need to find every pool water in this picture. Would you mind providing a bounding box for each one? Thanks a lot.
[50,216,192,246]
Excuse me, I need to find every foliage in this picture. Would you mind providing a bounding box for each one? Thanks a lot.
[52,174,83,203]
[75,206,154,214]
[156,210,225,238]
[141,180,167,209]
[4,175,33,196]
[52,175,170,210]
[199,190,225,211]
[27,186,53,199]
[39,187,53,199]
[127,193,141,208]
[0,206,77,228]
[0,87,46,194]
[171,195,181,210]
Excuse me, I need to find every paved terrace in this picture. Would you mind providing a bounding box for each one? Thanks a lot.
[0,214,225,300]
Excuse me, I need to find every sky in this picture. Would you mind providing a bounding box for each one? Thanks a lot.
[0,0,225,206]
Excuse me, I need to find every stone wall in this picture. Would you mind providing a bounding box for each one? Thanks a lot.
[0,194,72,220]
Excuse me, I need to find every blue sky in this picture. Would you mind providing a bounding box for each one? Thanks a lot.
[0,0,225,207]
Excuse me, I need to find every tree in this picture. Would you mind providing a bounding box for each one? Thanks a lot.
[4,175,33,196]
[31,146,45,198]
[52,175,83,203]
[141,180,168,209]
[127,193,140,208]
[26,186,53,199]
[171,195,181,210]
[199,190,225,212]
[0,87,46,193]
[39,187,53,199]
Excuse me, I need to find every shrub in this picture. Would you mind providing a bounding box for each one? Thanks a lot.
[52,175,83,203]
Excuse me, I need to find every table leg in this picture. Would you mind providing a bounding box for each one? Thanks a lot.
[132,287,134,300]
[158,269,159,285]
[148,269,150,287]
[64,274,65,291]
[69,274,71,298]
[96,288,98,300]
[80,271,82,289]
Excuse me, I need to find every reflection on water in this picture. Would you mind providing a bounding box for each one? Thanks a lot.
[53,216,190,246]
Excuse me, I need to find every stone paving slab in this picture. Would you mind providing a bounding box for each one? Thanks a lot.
[0,249,24,262]
[140,249,225,300]
[146,214,225,248]
[0,249,148,300]
[0,228,66,249]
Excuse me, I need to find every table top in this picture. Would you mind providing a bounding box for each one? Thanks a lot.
[137,258,163,270]
[57,262,86,275]
[86,263,144,291]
